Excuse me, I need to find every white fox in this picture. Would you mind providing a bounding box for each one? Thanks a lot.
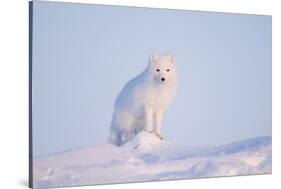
[109,52,177,146]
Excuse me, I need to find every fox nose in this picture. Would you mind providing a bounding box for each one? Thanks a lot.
[161,78,165,82]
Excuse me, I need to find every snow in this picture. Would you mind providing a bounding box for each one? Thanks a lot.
[33,132,272,188]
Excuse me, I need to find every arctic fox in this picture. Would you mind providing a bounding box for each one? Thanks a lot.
[109,52,177,146]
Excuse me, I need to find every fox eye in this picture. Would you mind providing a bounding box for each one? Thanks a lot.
[156,69,160,72]
[166,69,170,72]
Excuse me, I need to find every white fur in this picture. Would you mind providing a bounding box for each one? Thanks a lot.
[109,52,177,146]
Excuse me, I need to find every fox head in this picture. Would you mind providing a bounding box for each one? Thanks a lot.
[147,52,177,85]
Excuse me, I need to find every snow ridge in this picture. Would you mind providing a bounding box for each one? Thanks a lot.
[33,132,272,188]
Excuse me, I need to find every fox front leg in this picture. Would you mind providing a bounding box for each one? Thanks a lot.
[144,107,153,132]
[154,110,164,140]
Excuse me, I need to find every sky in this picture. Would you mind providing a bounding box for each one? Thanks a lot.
[32,1,272,156]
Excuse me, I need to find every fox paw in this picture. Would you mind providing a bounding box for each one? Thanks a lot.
[144,130,154,133]
[144,130,164,140]
[154,133,164,140]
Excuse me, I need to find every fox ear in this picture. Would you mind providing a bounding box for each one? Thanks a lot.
[169,54,175,64]
[150,52,159,63]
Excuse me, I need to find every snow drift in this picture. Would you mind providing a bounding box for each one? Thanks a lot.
[33,132,272,188]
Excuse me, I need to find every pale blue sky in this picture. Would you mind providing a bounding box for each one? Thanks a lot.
[32,1,272,156]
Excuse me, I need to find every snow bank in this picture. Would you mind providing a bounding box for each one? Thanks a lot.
[33,132,271,188]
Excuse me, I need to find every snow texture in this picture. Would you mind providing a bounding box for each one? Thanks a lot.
[33,132,272,188]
